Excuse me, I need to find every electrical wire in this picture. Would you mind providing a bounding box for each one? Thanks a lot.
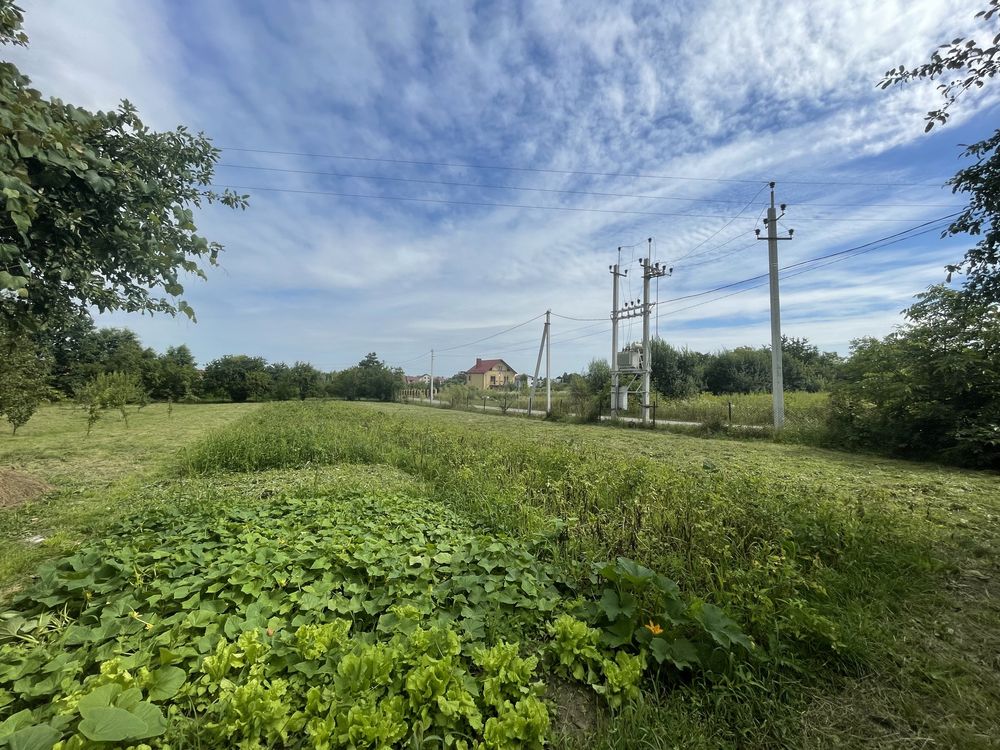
[219,146,952,188]
[670,184,769,264]
[215,183,947,223]
[656,213,959,306]
[394,215,956,371]
[213,184,758,220]
[550,312,607,322]
[394,350,432,366]
[659,218,956,316]
[434,312,546,352]
[680,240,760,270]
[216,163,961,210]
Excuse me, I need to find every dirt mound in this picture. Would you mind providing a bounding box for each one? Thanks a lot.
[0,469,53,509]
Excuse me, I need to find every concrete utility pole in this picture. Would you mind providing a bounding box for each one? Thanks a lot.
[429,348,434,404]
[609,258,627,418]
[545,309,552,415]
[527,315,548,417]
[639,238,670,426]
[756,182,794,430]
[609,242,668,424]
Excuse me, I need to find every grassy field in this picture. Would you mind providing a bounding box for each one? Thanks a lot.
[0,402,258,595]
[652,391,829,432]
[1,401,998,748]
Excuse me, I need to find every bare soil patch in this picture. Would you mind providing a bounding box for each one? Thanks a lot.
[549,677,602,738]
[0,468,53,509]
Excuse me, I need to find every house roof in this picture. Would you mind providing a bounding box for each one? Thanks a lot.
[466,358,514,374]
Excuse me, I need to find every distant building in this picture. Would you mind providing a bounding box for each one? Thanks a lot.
[405,374,430,385]
[464,358,517,389]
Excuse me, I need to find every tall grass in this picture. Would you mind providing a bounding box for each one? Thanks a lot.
[177,401,941,668]
[654,391,829,425]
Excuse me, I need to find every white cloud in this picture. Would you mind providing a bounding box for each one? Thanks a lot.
[7,0,996,373]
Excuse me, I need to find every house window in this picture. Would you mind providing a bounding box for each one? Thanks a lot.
[490,375,496,385]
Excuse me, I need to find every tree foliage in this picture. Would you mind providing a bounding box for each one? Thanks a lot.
[330,353,402,402]
[829,286,1000,467]
[0,1,247,331]
[881,1,1000,300]
[202,355,269,403]
[76,371,146,432]
[151,345,199,402]
[649,340,705,399]
[703,347,771,395]
[0,323,49,433]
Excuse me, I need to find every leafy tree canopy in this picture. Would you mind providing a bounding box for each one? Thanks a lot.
[0,1,247,331]
[331,353,403,402]
[881,1,1000,300]
[0,321,49,433]
[202,355,268,403]
[829,285,1000,466]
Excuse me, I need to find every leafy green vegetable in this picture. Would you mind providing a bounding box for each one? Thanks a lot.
[0,482,750,746]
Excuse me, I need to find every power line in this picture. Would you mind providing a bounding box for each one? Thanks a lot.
[658,217,956,315]
[391,313,546,370]
[217,163,961,210]
[219,146,952,189]
[394,350,432,366]
[215,183,953,223]
[550,311,606,322]
[679,240,759,270]
[434,312,546,352]
[212,184,757,220]
[669,184,769,264]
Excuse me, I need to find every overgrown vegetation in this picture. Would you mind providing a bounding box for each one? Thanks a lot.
[178,402,949,677]
[836,1,1000,468]
[829,286,1000,466]
[1,410,757,748]
[75,372,146,434]
[0,325,49,434]
[3,401,999,747]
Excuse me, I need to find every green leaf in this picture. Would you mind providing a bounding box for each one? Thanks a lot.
[77,684,121,716]
[649,637,700,670]
[7,724,61,750]
[115,687,143,710]
[599,589,621,620]
[0,710,34,739]
[0,270,28,291]
[128,702,167,739]
[10,212,30,234]
[77,707,148,742]
[602,617,635,648]
[147,665,185,700]
[695,603,753,651]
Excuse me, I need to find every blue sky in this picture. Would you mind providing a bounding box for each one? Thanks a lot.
[9,0,998,376]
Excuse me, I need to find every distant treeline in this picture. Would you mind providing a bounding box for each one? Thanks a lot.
[0,315,406,435]
[646,336,842,398]
[4,285,999,468]
[24,321,402,404]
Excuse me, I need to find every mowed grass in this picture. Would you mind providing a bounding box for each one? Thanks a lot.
[2,399,999,748]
